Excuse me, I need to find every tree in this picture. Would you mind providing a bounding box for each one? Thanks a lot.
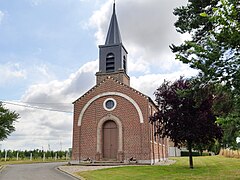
[150,78,222,168]
[0,102,19,141]
[212,85,240,149]
[217,114,240,149]
[170,0,240,151]
[170,0,240,92]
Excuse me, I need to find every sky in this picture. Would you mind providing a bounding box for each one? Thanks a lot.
[0,0,200,151]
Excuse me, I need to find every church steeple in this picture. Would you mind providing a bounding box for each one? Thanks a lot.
[105,3,122,45]
[96,2,130,86]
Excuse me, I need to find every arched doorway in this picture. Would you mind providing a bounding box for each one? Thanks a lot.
[103,120,118,160]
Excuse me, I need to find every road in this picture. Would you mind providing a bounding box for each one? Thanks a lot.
[0,162,78,180]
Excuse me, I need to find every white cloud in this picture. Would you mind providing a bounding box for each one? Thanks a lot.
[0,61,58,88]
[131,65,199,99]
[88,0,190,74]
[28,0,45,6]
[0,63,26,85]
[88,0,111,44]
[1,104,72,150]
[22,60,98,104]
[1,60,97,150]
[128,55,150,74]
[0,11,4,24]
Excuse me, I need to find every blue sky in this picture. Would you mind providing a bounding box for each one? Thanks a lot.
[0,0,99,99]
[0,0,201,150]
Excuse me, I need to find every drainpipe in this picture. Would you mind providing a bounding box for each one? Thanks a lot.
[151,123,155,165]
[161,138,164,161]
[78,126,81,163]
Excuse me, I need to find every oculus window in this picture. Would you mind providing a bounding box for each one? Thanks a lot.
[103,98,117,111]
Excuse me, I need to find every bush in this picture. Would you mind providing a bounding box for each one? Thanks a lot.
[181,151,200,156]
[181,151,211,156]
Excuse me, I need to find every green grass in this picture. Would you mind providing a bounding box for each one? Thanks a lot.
[76,156,240,180]
[0,159,67,166]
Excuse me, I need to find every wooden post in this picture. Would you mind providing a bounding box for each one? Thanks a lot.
[43,153,45,161]
[4,150,7,161]
[30,153,32,161]
[17,152,19,161]
[66,152,68,160]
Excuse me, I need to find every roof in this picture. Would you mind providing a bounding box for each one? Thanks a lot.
[73,76,158,109]
[105,3,122,45]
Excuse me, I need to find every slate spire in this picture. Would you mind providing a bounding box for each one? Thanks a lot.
[97,1,129,86]
[105,2,122,45]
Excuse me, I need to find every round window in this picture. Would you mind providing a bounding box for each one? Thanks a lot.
[103,98,117,111]
[106,100,114,109]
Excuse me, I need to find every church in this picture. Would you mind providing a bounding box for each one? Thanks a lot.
[72,3,169,164]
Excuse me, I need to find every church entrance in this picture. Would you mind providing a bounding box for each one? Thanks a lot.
[103,120,118,160]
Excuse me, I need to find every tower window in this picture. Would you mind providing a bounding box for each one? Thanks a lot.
[123,56,126,72]
[106,53,115,72]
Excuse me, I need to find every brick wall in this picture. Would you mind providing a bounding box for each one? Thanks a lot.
[72,77,168,163]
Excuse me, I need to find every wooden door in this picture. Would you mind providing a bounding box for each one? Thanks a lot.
[103,121,118,160]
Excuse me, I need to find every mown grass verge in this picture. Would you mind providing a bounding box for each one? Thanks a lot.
[77,156,240,180]
[0,159,67,166]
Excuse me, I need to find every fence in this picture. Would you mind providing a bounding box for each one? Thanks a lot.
[219,149,240,158]
[0,150,71,162]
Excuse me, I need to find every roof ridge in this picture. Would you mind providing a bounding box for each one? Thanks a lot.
[73,76,157,107]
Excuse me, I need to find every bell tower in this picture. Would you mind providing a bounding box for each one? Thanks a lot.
[96,2,130,86]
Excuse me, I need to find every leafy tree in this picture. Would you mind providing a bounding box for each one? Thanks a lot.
[208,140,222,154]
[0,102,19,141]
[193,143,210,156]
[170,0,240,91]
[170,0,240,151]
[218,114,240,149]
[150,78,222,168]
[212,85,240,149]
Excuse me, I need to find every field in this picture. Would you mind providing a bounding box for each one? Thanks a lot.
[0,159,67,167]
[77,156,240,180]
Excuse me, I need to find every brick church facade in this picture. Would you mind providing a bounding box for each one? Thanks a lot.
[72,3,168,164]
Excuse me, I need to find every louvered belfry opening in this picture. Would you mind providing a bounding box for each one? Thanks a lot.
[106,53,115,72]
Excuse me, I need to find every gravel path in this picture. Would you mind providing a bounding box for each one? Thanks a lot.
[59,165,118,174]
[58,160,176,179]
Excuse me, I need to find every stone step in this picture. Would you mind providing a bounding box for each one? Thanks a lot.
[94,161,123,164]
[84,162,125,166]
[69,160,125,166]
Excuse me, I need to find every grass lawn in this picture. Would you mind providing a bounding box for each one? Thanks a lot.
[77,156,240,180]
[0,159,67,166]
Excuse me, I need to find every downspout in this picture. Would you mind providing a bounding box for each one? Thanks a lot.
[151,122,155,164]
[78,126,81,163]
[148,104,152,164]
[157,134,160,162]
[161,138,164,161]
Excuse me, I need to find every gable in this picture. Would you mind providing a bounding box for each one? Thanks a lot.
[73,76,158,126]
[73,76,150,104]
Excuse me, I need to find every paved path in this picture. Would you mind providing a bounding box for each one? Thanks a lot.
[59,165,118,174]
[0,162,78,180]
